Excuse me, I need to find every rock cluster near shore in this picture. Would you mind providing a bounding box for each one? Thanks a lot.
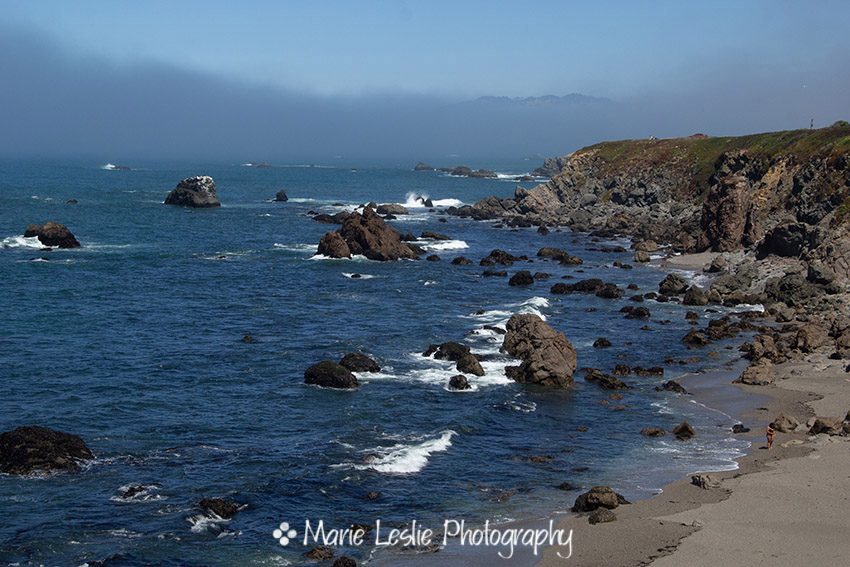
[317,206,420,261]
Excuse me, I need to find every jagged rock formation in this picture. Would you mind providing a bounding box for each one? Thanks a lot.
[317,206,420,261]
[164,176,221,207]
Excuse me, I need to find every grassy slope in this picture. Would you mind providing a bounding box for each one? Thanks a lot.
[578,121,850,197]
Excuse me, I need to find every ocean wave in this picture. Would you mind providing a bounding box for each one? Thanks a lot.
[418,239,469,251]
[1,235,49,250]
[343,272,376,279]
[309,253,369,262]
[356,430,456,474]
[273,243,317,253]
[402,192,464,209]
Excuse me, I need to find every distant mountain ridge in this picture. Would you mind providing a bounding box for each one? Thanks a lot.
[464,93,613,106]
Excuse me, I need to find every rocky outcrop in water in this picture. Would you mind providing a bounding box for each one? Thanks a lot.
[339,353,380,373]
[164,176,221,207]
[0,426,94,475]
[572,486,629,512]
[273,190,289,202]
[24,222,80,248]
[304,361,359,389]
[502,314,577,388]
[317,207,419,261]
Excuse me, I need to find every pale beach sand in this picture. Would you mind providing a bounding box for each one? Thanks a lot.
[539,353,850,566]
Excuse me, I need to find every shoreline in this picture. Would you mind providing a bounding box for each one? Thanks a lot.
[538,352,849,566]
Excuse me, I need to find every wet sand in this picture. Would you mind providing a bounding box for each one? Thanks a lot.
[539,353,850,566]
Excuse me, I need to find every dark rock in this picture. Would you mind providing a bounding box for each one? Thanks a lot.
[273,190,289,202]
[557,481,579,491]
[164,176,221,207]
[682,330,709,348]
[339,353,380,373]
[199,498,240,519]
[593,337,612,348]
[641,427,666,437]
[584,368,631,390]
[622,306,650,319]
[508,270,534,286]
[333,558,357,567]
[731,424,750,434]
[322,207,420,261]
[421,231,450,240]
[756,222,816,258]
[427,341,470,362]
[483,270,508,277]
[572,486,629,512]
[596,283,624,299]
[426,254,441,262]
[502,314,577,388]
[317,232,352,258]
[672,421,695,440]
[682,286,709,306]
[456,353,485,376]
[365,491,381,500]
[451,256,472,265]
[66,199,78,205]
[481,249,523,265]
[534,272,551,280]
[588,509,617,524]
[659,273,689,295]
[241,334,254,343]
[304,361,359,389]
[537,225,550,235]
[414,162,433,171]
[634,250,651,263]
[23,222,80,248]
[655,380,688,394]
[376,204,408,215]
[0,426,94,475]
[448,375,471,390]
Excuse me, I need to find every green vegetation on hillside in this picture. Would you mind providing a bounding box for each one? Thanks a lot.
[580,121,850,194]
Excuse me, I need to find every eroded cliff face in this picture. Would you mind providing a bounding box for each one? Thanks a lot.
[460,124,850,281]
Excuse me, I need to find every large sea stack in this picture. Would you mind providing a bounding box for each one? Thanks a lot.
[501,314,577,388]
[164,176,221,208]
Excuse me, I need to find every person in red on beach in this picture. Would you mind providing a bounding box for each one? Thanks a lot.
[766,424,776,449]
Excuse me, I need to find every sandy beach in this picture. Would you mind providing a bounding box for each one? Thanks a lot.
[539,352,850,566]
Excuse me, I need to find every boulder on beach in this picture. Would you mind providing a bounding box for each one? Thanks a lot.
[502,314,577,388]
[735,359,775,385]
[809,417,844,436]
[164,175,221,207]
[572,486,629,512]
[0,426,94,475]
[304,361,359,389]
[770,414,800,433]
[588,508,617,524]
[23,222,80,248]
[339,353,380,373]
[273,190,289,202]
[318,207,419,261]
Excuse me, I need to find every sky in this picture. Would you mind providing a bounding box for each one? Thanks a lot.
[1,0,849,161]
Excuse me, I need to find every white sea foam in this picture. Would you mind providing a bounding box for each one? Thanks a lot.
[309,253,369,262]
[343,272,376,279]
[402,192,464,208]
[1,235,49,250]
[432,198,464,207]
[357,430,456,474]
[418,239,469,251]
[273,243,317,253]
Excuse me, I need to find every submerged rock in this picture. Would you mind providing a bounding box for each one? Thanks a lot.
[672,421,695,440]
[502,314,577,388]
[199,498,240,519]
[164,176,221,207]
[508,270,534,286]
[24,222,80,248]
[304,361,359,389]
[0,426,94,475]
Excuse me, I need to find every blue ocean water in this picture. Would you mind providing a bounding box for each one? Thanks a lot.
[0,161,751,566]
